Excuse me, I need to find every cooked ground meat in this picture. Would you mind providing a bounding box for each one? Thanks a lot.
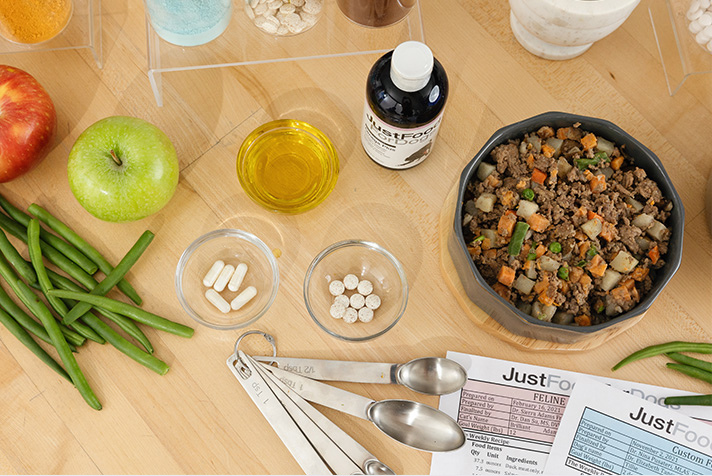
[462,124,672,327]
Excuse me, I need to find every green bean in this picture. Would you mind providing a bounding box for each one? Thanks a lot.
[667,353,712,374]
[0,306,71,382]
[47,290,194,338]
[663,394,712,406]
[26,220,105,345]
[666,363,712,385]
[612,341,712,371]
[0,228,36,284]
[80,313,168,375]
[0,269,84,348]
[0,195,98,275]
[0,212,99,290]
[0,254,101,410]
[508,222,530,256]
[64,230,154,325]
[28,204,142,305]
[43,266,153,353]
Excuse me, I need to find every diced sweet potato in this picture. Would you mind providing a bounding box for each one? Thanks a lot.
[497,265,516,287]
[630,267,650,282]
[611,156,624,170]
[535,243,547,258]
[590,175,607,193]
[586,254,608,278]
[575,314,592,326]
[541,144,555,159]
[580,133,597,151]
[538,290,555,307]
[497,212,517,238]
[569,266,584,284]
[599,221,617,242]
[611,285,631,303]
[527,213,551,233]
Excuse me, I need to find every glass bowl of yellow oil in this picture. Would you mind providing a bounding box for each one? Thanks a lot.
[237,119,339,214]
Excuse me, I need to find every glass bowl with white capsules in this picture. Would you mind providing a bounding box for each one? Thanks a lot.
[175,229,279,330]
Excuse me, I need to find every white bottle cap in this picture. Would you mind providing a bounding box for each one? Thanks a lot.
[390,41,434,92]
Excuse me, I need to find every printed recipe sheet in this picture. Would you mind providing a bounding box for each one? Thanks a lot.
[429,352,712,476]
[545,378,712,475]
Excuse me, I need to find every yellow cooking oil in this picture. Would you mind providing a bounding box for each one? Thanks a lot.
[237,120,339,214]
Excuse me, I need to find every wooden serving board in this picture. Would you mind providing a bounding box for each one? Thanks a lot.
[438,184,644,352]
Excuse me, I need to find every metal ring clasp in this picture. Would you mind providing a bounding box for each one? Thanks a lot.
[233,330,277,377]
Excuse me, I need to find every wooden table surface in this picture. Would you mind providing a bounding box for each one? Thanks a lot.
[1,0,712,474]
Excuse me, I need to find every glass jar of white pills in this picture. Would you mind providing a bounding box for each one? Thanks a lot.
[244,0,323,36]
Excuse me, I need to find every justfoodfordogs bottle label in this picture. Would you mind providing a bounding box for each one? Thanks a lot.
[361,102,443,170]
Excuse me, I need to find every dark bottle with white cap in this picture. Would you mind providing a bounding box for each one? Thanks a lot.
[361,41,448,169]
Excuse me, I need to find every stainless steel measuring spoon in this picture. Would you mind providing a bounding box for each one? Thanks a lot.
[247,354,394,475]
[253,355,467,395]
[227,351,331,475]
[259,362,466,453]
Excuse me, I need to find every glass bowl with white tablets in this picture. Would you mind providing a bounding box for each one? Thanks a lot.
[303,240,408,341]
[175,229,279,330]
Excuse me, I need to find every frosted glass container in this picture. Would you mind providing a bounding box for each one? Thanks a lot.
[144,0,232,47]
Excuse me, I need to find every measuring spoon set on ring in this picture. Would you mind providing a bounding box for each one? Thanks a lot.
[227,330,468,475]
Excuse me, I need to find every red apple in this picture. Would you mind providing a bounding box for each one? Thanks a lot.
[0,65,57,182]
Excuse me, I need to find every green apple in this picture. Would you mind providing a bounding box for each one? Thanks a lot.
[68,116,179,223]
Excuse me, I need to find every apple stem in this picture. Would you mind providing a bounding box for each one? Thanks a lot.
[109,149,122,166]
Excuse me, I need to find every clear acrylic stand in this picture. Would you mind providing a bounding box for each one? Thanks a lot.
[650,0,712,95]
[145,0,424,106]
[0,0,102,68]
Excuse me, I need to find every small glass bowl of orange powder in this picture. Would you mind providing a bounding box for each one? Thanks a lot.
[0,0,73,46]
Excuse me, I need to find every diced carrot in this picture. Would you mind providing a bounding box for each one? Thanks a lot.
[484,174,501,188]
[492,283,511,301]
[648,245,660,265]
[611,156,624,171]
[527,213,551,233]
[586,254,608,278]
[587,210,604,221]
[484,249,497,259]
[619,278,635,291]
[535,243,547,258]
[583,169,594,182]
[611,285,631,303]
[574,314,592,326]
[538,290,555,307]
[575,207,588,218]
[497,266,516,287]
[532,168,547,185]
[467,245,481,258]
[599,221,617,242]
[590,175,607,193]
[630,267,650,282]
[497,212,517,238]
[541,144,555,159]
[569,266,584,284]
[580,133,597,151]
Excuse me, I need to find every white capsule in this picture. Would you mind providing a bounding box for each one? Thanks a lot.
[696,28,712,44]
[350,293,365,309]
[329,280,345,296]
[358,307,374,323]
[688,6,703,20]
[231,286,258,311]
[205,288,230,313]
[213,264,235,292]
[330,303,346,319]
[228,263,248,292]
[365,294,381,310]
[699,12,712,25]
[343,307,358,323]
[701,0,711,8]
[690,19,704,34]
[333,294,350,307]
[343,274,359,290]
[357,279,373,296]
[203,260,225,287]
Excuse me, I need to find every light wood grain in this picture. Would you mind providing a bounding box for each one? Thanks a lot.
[1,0,712,474]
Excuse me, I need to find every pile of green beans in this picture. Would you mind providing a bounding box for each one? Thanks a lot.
[612,341,712,406]
[0,194,194,410]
